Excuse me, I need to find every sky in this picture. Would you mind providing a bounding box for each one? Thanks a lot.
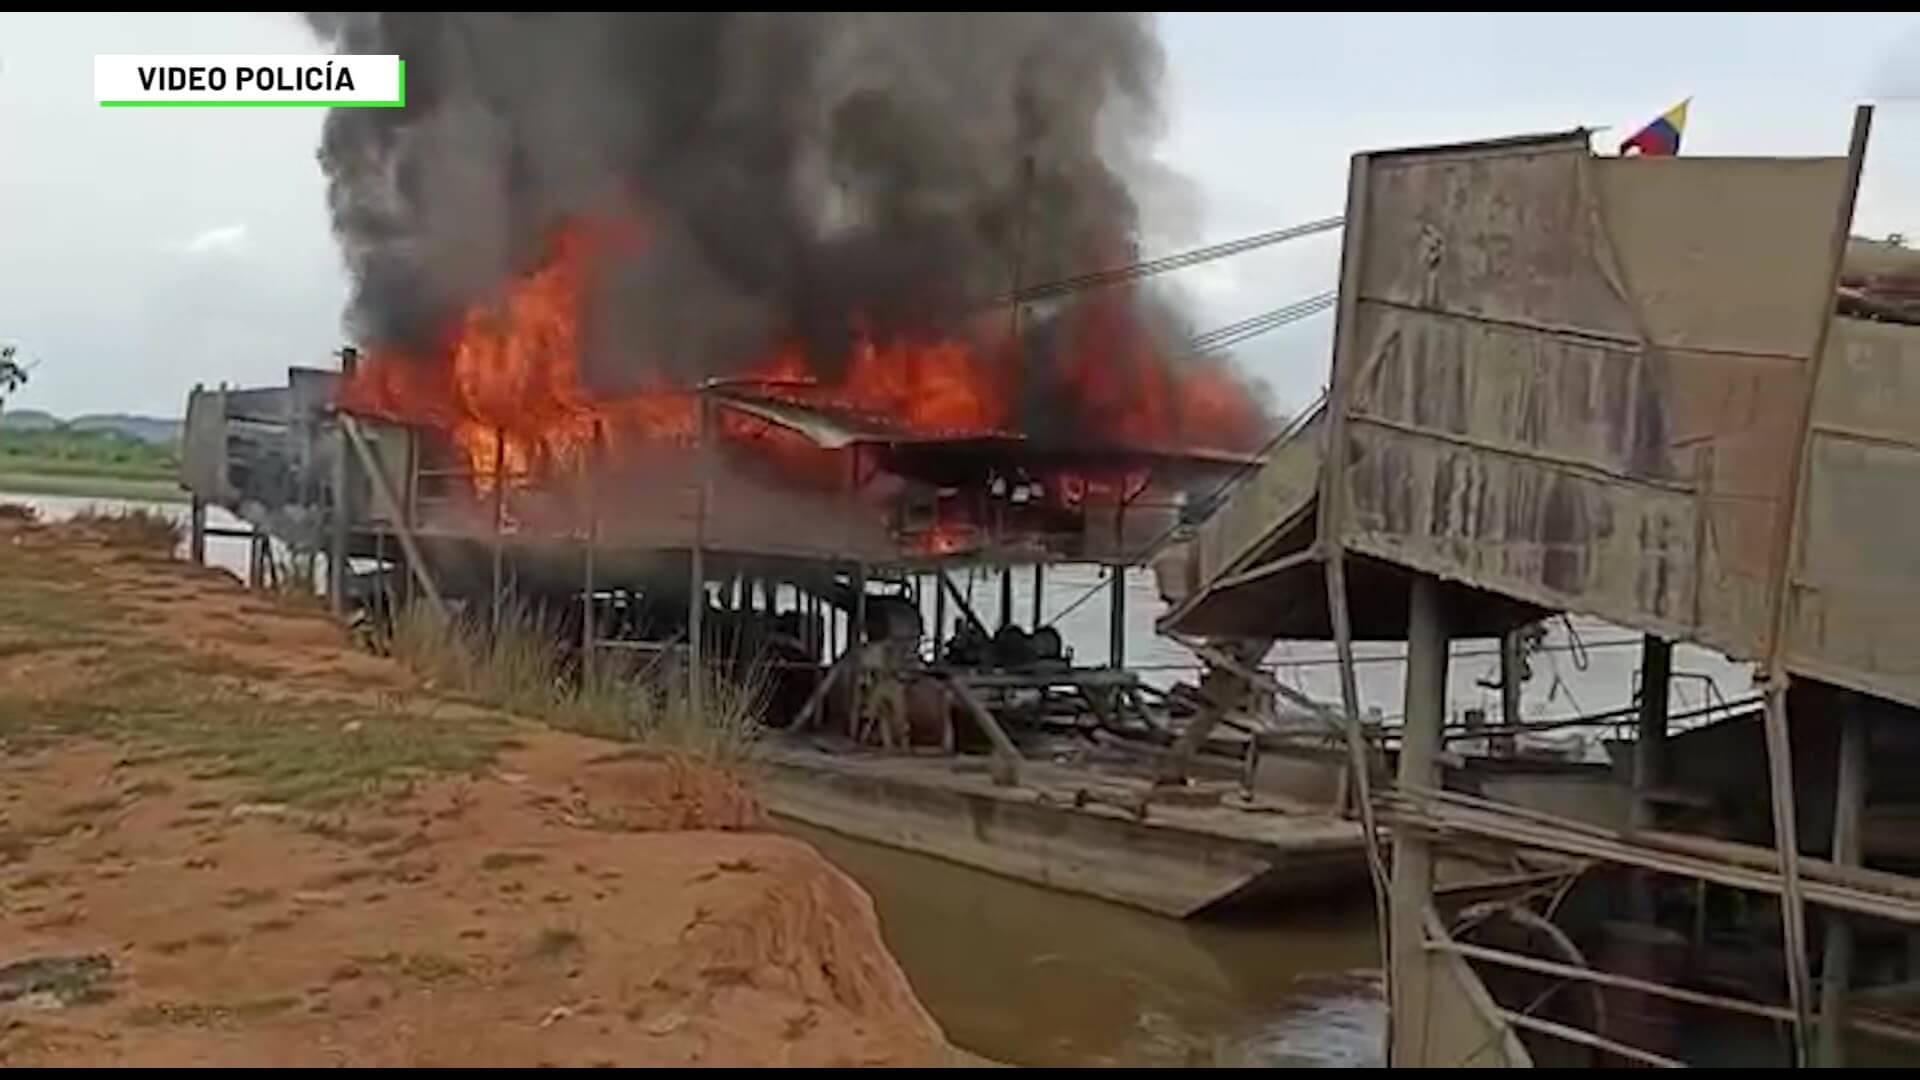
[1,12,1917,419]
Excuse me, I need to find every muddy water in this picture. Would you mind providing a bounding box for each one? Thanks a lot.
[785,820,1383,1068]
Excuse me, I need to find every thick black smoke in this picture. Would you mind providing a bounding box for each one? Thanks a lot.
[302,12,1173,391]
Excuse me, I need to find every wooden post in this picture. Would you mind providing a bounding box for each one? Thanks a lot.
[805,591,819,660]
[933,567,949,664]
[1755,105,1873,1064]
[1632,635,1673,830]
[1389,574,1449,1066]
[1030,562,1044,627]
[328,427,350,616]
[340,414,447,618]
[937,569,990,638]
[689,393,710,717]
[998,565,1013,629]
[1108,566,1126,669]
[850,563,867,731]
[188,495,208,566]
[247,532,266,588]
[947,676,1021,787]
[1499,627,1525,731]
[401,427,417,611]
[580,424,598,686]
[489,426,506,635]
[1817,706,1869,1067]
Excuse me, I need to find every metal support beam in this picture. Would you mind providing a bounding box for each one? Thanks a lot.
[1499,626,1525,729]
[1389,574,1448,1067]
[580,427,598,686]
[998,565,1013,629]
[1756,104,1873,1066]
[328,432,350,615]
[850,563,867,731]
[1030,563,1044,627]
[188,496,208,566]
[1818,705,1870,1067]
[1108,566,1126,669]
[933,569,949,663]
[947,676,1021,787]
[338,414,447,618]
[489,426,506,634]
[936,569,990,639]
[1632,635,1673,831]
[689,393,711,717]
[247,532,266,589]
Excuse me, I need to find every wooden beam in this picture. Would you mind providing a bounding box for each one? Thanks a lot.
[489,426,506,635]
[791,650,852,731]
[1431,938,1794,1025]
[935,569,990,639]
[339,414,447,619]
[1818,707,1869,1067]
[188,495,208,566]
[689,392,711,716]
[1383,787,1920,925]
[1207,546,1320,594]
[946,676,1021,787]
[1754,103,1875,1066]
[1494,1009,1683,1069]
[1388,574,1448,1066]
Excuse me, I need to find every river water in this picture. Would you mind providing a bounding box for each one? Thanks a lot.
[787,821,1384,1067]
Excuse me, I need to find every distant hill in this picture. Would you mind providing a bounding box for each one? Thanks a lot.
[0,410,181,444]
[69,414,183,445]
[0,408,59,432]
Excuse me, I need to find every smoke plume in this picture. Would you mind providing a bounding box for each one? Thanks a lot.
[302,13,1179,389]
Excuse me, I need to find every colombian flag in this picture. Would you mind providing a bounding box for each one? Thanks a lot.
[1620,99,1689,157]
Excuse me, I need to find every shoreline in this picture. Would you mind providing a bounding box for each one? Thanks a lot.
[0,471,187,503]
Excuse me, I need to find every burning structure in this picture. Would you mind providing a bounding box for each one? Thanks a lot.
[179,13,1371,917]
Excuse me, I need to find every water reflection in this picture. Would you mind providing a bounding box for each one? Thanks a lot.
[787,821,1383,1068]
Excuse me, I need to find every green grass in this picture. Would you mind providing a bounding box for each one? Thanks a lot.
[0,655,508,809]
[0,472,189,503]
[0,427,176,481]
[388,601,763,764]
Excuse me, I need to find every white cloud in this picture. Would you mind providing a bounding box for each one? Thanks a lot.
[178,223,250,257]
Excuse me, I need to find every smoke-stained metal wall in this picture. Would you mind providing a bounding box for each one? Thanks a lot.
[1790,316,1920,707]
[1328,133,1852,665]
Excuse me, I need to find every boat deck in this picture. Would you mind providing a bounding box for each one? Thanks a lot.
[756,736,1369,918]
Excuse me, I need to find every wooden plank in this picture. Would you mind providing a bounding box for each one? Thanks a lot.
[1388,575,1447,1065]
[1818,708,1869,1066]
[945,676,1021,787]
[1495,1008,1683,1068]
[339,414,447,619]
[1432,938,1794,1025]
[1755,108,1876,1064]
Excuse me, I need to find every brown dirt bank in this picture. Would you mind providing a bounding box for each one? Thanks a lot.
[0,511,960,1066]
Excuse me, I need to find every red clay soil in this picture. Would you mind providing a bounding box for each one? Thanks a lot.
[0,514,960,1066]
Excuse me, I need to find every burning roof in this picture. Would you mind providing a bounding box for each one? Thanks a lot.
[309,14,1273,500]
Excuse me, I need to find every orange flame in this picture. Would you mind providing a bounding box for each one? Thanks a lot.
[340,217,1262,495]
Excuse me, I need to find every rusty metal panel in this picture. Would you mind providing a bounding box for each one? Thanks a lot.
[1194,406,1324,585]
[1359,135,1635,337]
[1341,419,1698,637]
[179,388,231,501]
[1811,316,1920,446]
[1331,134,1848,657]
[1349,306,1676,481]
[1787,318,1920,708]
[1593,158,1851,358]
